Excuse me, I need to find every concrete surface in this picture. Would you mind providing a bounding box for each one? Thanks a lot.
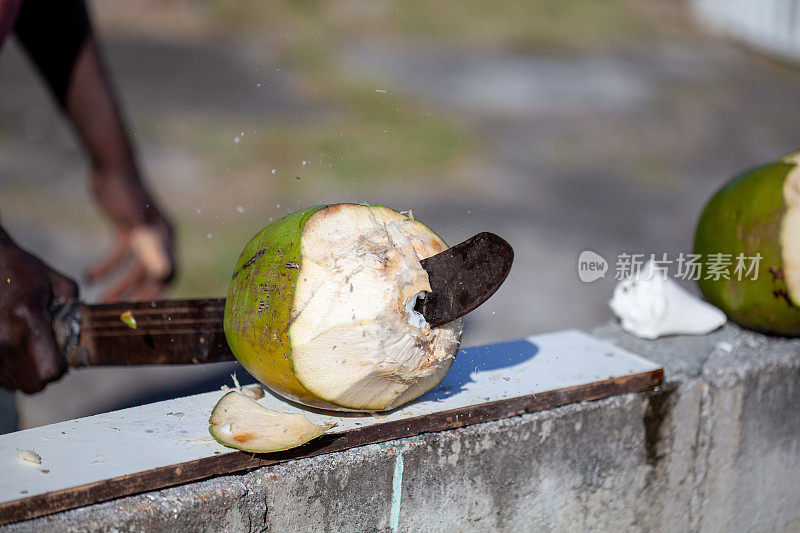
[0,330,657,505]
[4,321,799,532]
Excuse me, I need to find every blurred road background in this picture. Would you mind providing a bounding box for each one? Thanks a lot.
[2,0,800,428]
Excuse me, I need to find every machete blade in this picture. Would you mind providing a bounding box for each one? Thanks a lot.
[415,232,514,328]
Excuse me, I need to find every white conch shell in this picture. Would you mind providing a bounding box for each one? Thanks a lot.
[609,261,726,340]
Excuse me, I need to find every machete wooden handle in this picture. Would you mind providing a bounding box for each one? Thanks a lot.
[51,298,235,367]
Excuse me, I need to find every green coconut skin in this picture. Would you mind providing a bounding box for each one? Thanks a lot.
[224,203,460,410]
[695,160,800,335]
[224,206,329,407]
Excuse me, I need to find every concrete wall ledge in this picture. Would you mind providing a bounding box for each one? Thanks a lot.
[6,322,800,532]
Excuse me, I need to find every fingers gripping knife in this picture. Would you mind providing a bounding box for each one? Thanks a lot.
[51,233,514,367]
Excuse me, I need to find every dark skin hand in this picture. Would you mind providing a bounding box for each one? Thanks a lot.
[0,230,78,393]
[0,34,174,393]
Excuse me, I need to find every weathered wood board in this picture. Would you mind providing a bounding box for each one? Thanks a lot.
[0,329,662,525]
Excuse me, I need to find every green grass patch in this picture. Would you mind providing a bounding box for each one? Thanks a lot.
[205,0,680,55]
[154,87,470,195]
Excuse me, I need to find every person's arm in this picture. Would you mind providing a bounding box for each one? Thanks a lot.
[14,0,175,301]
[0,225,77,393]
[65,37,175,301]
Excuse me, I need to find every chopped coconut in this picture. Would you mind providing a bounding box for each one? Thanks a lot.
[208,391,332,453]
[288,205,461,411]
[18,450,41,465]
[229,372,265,399]
[120,311,137,330]
[609,261,726,339]
[241,384,265,400]
[404,292,429,329]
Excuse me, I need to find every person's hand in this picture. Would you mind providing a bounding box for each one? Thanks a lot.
[86,218,175,302]
[86,170,175,302]
[0,235,78,393]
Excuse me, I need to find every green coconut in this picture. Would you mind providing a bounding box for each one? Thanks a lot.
[223,204,463,411]
[694,152,800,335]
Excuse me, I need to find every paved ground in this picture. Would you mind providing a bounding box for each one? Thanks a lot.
[2,3,800,429]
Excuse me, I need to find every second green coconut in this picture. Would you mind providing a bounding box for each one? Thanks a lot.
[695,152,800,335]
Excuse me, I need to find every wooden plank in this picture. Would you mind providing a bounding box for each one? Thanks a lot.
[0,329,663,526]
